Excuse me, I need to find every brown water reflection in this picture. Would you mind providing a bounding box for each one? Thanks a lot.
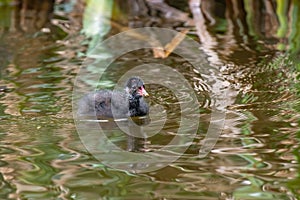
[0,0,300,199]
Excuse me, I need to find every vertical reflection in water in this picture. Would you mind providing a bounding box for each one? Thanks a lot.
[0,1,82,199]
[51,127,82,200]
[0,0,65,117]
[183,1,300,199]
[127,119,148,152]
[0,0,299,199]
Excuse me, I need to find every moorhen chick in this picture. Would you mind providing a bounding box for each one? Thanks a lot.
[77,77,149,118]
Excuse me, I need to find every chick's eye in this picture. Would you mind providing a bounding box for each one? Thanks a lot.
[138,86,142,90]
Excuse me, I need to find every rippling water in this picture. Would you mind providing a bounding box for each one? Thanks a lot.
[0,1,300,200]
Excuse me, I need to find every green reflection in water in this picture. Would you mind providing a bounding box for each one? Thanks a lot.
[0,0,300,199]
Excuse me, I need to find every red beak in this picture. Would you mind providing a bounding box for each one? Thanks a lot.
[139,87,149,97]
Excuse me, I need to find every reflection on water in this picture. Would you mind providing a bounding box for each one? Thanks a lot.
[0,0,300,199]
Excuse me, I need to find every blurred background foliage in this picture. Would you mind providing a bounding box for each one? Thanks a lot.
[1,0,300,55]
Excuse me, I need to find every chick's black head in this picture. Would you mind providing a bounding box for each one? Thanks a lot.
[125,77,149,98]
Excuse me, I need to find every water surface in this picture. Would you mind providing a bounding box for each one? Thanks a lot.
[0,1,300,199]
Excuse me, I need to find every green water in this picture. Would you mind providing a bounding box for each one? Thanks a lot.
[0,1,300,199]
